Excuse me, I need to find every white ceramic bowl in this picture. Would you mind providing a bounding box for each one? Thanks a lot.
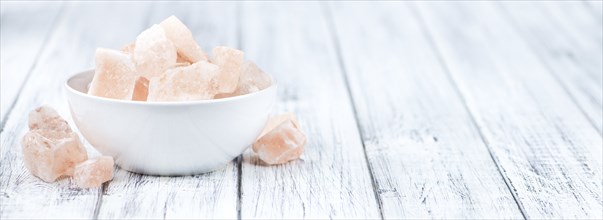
[65,69,276,176]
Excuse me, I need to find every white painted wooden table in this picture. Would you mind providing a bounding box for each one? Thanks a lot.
[1,1,602,219]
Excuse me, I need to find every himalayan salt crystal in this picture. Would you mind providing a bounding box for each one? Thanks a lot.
[147,60,220,101]
[133,24,177,78]
[160,15,208,63]
[211,46,244,93]
[215,60,272,98]
[252,113,306,165]
[88,48,138,100]
[121,42,135,54]
[131,77,149,101]
[28,106,71,133]
[73,156,114,188]
[21,129,88,182]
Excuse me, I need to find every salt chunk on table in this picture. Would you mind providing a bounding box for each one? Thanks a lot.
[215,60,272,98]
[253,113,306,165]
[147,60,220,101]
[74,156,114,188]
[21,130,87,182]
[88,48,138,100]
[133,24,177,78]
[211,46,244,93]
[160,15,208,63]
[28,105,72,132]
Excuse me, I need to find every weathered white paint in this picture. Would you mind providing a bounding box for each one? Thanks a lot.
[0,2,151,219]
[96,2,240,219]
[0,2,62,125]
[416,1,603,219]
[328,2,524,219]
[1,1,602,219]
[501,1,603,134]
[238,2,381,219]
[585,0,603,18]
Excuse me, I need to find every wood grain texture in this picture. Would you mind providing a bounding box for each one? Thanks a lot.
[96,2,239,219]
[238,2,381,219]
[0,2,63,126]
[328,2,524,219]
[501,1,603,134]
[416,2,603,219]
[0,2,151,218]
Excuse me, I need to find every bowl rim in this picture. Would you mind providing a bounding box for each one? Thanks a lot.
[65,68,278,106]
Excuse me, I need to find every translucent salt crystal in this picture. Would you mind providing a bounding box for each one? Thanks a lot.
[28,105,71,133]
[121,42,135,54]
[160,15,208,63]
[211,46,244,93]
[73,156,114,188]
[147,60,220,101]
[214,60,272,98]
[133,24,177,78]
[131,77,149,101]
[88,48,138,100]
[252,113,306,165]
[21,129,87,182]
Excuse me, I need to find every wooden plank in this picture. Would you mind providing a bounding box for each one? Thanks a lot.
[96,2,239,219]
[0,2,151,218]
[0,2,62,126]
[501,1,602,134]
[416,2,603,219]
[239,2,381,219]
[328,2,524,219]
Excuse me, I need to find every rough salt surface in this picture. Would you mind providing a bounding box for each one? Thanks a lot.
[211,46,244,93]
[88,48,138,100]
[160,15,208,63]
[133,24,177,78]
[121,42,135,54]
[253,113,306,165]
[28,106,72,132]
[215,60,272,98]
[21,107,87,182]
[148,60,220,101]
[74,156,114,188]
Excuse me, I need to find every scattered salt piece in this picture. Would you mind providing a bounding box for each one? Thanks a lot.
[211,46,244,93]
[88,48,138,100]
[28,105,72,133]
[121,42,135,54]
[252,113,306,165]
[215,60,272,98]
[147,60,220,101]
[133,24,177,78]
[73,156,114,188]
[131,77,150,101]
[22,107,88,182]
[160,15,208,63]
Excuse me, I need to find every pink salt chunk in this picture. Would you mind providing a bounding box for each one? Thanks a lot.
[121,42,135,54]
[133,24,177,78]
[74,156,114,188]
[88,48,138,100]
[211,46,244,93]
[21,130,88,182]
[215,60,272,98]
[131,77,149,101]
[252,113,306,165]
[160,15,208,63]
[28,105,71,133]
[147,60,220,101]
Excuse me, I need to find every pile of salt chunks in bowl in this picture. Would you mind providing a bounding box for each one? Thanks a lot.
[20,16,306,188]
